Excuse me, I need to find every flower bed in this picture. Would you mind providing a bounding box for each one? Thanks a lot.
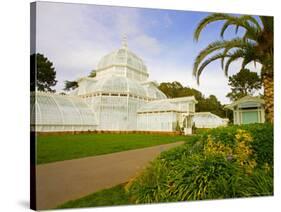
[126,124,273,203]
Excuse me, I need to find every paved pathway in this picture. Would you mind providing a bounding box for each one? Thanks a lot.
[36,141,184,210]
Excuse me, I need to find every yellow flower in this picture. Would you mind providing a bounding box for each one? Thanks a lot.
[203,129,257,174]
[233,129,256,174]
[203,136,232,157]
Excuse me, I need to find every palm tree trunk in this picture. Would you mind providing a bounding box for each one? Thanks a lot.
[262,72,274,123]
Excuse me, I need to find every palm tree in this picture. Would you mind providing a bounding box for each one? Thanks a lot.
[193,14,273,123]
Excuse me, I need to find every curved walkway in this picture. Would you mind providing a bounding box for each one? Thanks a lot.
[36,141,184,210]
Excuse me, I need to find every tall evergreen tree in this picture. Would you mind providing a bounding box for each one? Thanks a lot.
[226,68,262,101]
[31,53,57,92]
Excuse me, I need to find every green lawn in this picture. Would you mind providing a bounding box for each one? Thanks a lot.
[57,184,131,209]
[37,133,188,164]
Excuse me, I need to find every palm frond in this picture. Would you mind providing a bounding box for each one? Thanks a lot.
[193,40,226,76]
[224,50,245,76]
[243,30,259,42]
[193,38,249,76]
[221,40,256,69]
[241,51,259,69]
[193,13,273,87]
[194,13,232,41]
[220,16,261,40]
[259,16,273,32]
[195,53,229,84]
[245,15,262,31]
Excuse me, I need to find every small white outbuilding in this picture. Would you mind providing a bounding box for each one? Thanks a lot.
[225,96,265,125]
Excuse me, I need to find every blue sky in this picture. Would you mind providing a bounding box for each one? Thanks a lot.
[36,2,261,104]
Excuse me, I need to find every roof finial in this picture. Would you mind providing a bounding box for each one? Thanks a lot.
[121,34,128,49]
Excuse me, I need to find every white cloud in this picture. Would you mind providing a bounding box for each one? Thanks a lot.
[147,60,231,104]
[113,9,141,36]
[36,3,112,84]
[131,35,162,55]
[195,69,231,104]
[36,2,164,91]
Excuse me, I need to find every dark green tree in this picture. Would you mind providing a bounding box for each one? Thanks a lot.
[31,53,57,92]
[63,80,78,91]
[88,70,96,78]
[63,70,96,91]
[204,95,225,117]
[158,81,204,100]
[158,81,227,118]
[226,68,262,101]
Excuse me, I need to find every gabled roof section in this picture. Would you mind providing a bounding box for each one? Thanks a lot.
[194,112,228,121]
[225,96,264,110]
[141,80,159,87]
[138,100,178,113]
[168,96,198,104]
[137,96,197,113]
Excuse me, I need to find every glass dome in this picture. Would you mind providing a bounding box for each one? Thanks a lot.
[97,47,148,75]
[86,75,147,97]
[77,75,167,100]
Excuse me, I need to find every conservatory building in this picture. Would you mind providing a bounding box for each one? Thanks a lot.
[31,39,226,134]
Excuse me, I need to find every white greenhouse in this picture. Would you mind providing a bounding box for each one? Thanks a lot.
[193,112,229,128]
[31,92,98,132]
[31,39,227,134]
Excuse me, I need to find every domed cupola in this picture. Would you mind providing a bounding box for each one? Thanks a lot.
[95,36,149,82]
[89,75,147,97]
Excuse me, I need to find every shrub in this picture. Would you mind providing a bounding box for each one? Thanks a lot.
[126,124,273,203]
[236,168,273,197]
[242,124,273,166]
[126,159,171,203]
[199,124,273,165]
